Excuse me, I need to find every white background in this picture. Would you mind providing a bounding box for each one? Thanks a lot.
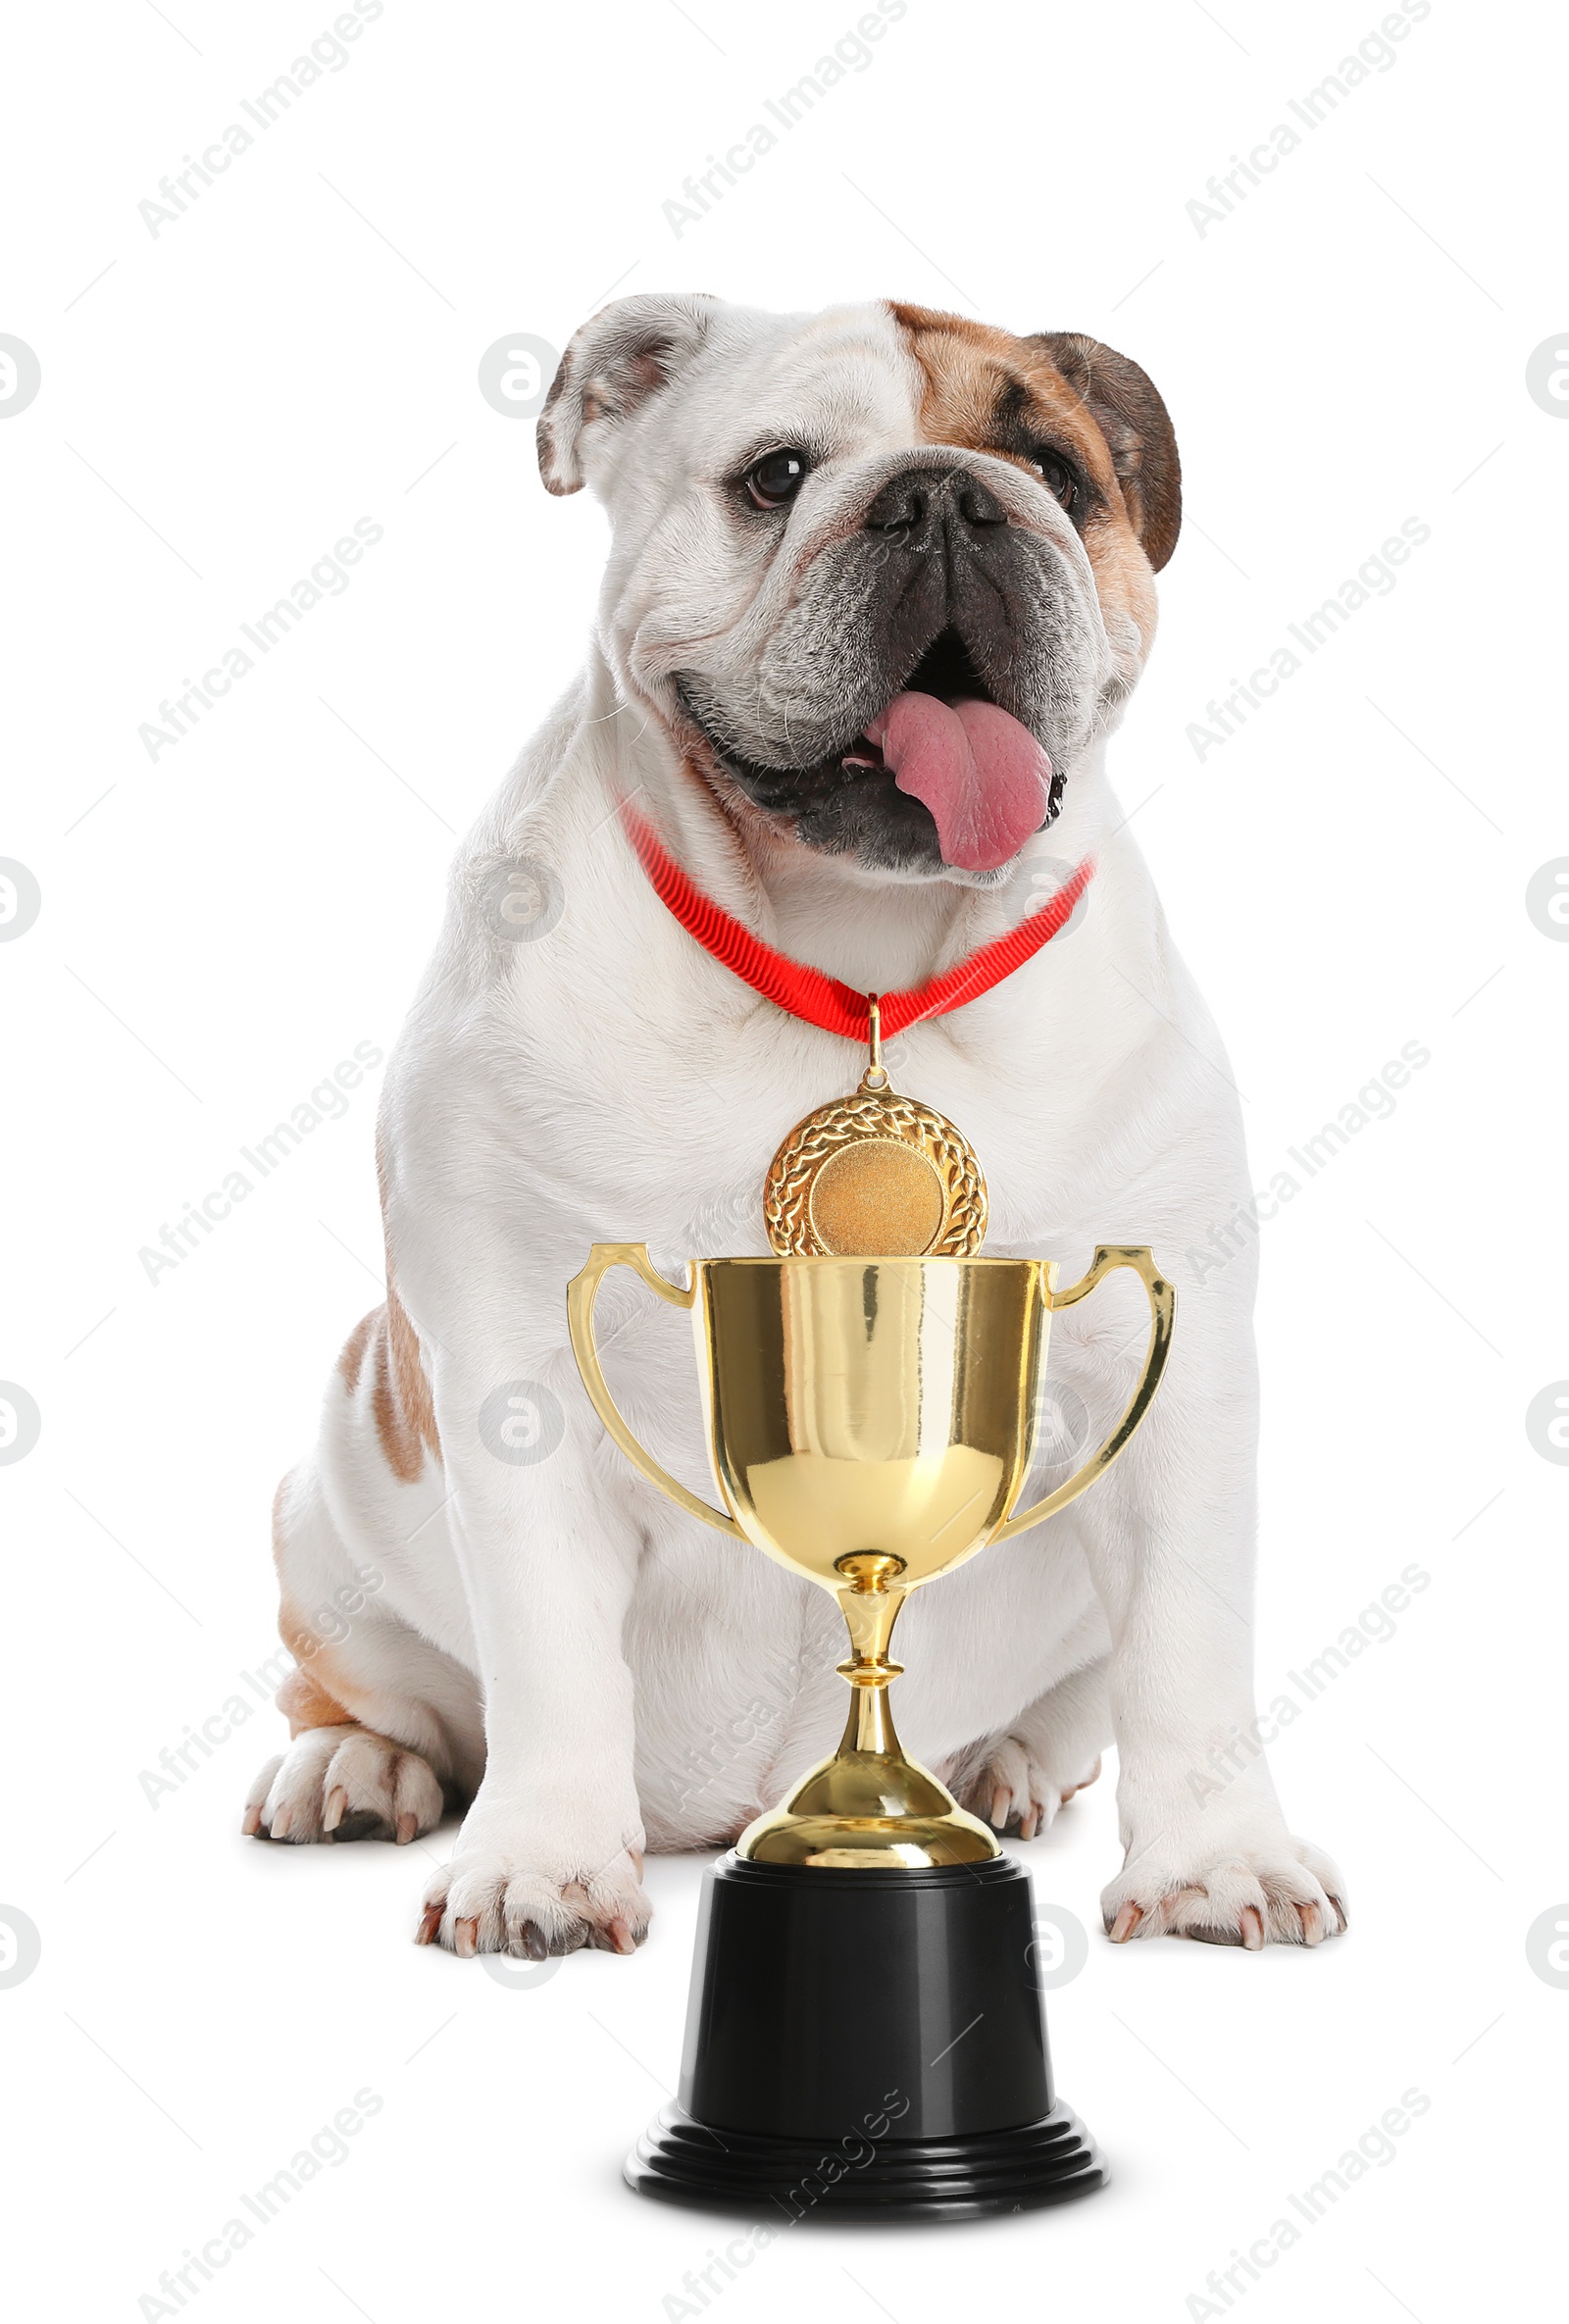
[2,1,1564,2317]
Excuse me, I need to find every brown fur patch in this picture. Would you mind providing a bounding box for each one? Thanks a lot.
[275,1657,357,1738]
[377,1288,440,1481]
[890,304,1121,496]
[337,1308,377,1392]
[888,302,1180,653]
[335,1298,442,1481]
[276,1596,385,1737]
[364,1126,443,1480]
[272,1499,364,1734]
[1035,331,1182,572]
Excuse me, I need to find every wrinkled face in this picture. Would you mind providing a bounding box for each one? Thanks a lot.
[539,296,1181,884]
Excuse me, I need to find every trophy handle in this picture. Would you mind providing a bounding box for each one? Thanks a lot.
[991,1245,1176,1542]
[566,1242,744,1540]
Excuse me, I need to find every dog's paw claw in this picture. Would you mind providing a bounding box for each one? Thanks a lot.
[944,1736,1101,1842]
[1102,1834,1346,1952]
[245,1728,444,1847]
[417,1834,650,1960]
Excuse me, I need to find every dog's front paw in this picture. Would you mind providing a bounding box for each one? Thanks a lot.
[943,1735,1101,1841]
[244,1726,445,1845]
[1102,1832,1346,1950]
[416,1811,650,1959]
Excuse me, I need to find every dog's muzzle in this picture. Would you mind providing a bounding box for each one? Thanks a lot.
[676,457,1098,877]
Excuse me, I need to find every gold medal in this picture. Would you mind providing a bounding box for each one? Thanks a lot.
[763,1000,988,1258]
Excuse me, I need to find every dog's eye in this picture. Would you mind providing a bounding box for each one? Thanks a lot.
[744,449,810,509]
[1024,448,1077,511]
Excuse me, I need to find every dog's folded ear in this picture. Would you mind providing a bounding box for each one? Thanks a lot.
[537,292,720,497]
[1031,332,1183,572]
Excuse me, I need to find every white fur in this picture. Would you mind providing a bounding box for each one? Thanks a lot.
[254,297,1343,1957]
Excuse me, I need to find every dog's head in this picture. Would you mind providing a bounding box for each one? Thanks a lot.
[538,295,1180,884]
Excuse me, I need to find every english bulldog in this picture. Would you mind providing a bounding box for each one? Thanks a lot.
[245,294,1345,1957]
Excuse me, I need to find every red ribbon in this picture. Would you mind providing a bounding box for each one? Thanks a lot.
[622,805,1093,1040]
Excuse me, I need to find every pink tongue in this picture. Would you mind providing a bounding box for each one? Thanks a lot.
[865,694,1051,872]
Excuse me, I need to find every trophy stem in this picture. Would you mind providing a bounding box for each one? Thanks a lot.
[835,1552,908,1759]
[735,1550,999,1866]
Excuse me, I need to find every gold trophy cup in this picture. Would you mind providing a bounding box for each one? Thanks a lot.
[570,1245,1172,1866]
[567,1241,1174,2219]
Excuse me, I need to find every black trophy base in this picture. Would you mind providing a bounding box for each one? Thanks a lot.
[627,1851,1105,2224]
[628,2098,1104,2222]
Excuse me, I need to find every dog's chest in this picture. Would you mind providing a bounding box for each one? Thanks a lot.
[498,975,1100,1265]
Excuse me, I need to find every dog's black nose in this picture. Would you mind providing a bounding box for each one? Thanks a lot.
[865,467,1007,539]
[954,475,1006,528]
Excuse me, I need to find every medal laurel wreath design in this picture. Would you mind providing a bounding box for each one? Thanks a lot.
[763,1076,988,1258]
